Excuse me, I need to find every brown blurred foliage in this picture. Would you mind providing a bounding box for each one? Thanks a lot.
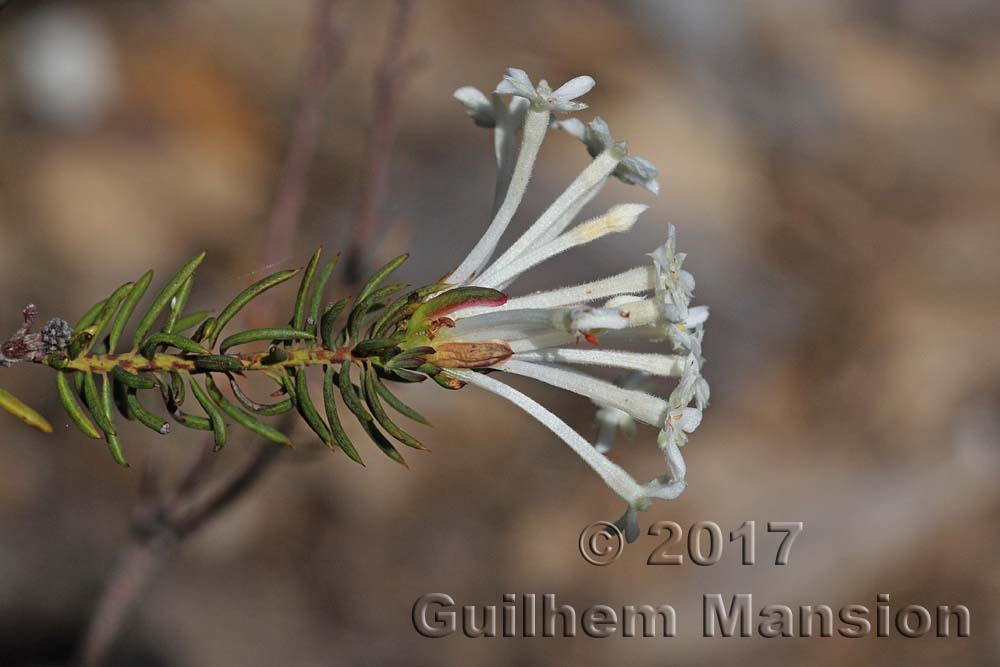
[1,1,998,665]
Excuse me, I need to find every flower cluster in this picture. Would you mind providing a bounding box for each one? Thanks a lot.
[447,68,710,539]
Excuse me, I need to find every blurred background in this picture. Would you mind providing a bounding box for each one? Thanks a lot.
[1,0,999,664]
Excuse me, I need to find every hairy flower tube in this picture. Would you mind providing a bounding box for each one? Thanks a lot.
[0,67,709,539]
[445,68,710,539]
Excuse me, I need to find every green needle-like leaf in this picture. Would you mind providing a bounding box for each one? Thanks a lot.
[219,327,315,354]
[355,253,408,305]
[293,248,323,331]
[171,310,213,335]
[292,368,334,447]
[208,268,301,346]
[192,355,243,373]
[132,251,207,350]
[125,390,170,435]
[322,367,364,465]
[108,271,152,352]
[0,386,52,434]
[91,373,128,468]
[111,365,156,390]
[55,371,101,438]
[163,275,195,334]
[140,333,212,359]
[320,297,349,349]
[74,298,108,333]
[338,362,406,466]
[226,374,293,416]
[204,375,290,446]
[187,374,227,450]
[82,281,135,355]
[373,374,429,424]
[352,338,399,357]
[309,259,338,335]
[347,283,408,342]
[82,372,116,436]
[362,366,426,450]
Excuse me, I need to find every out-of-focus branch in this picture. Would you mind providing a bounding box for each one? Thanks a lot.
[345,0,419,284]
[260,0,343,273]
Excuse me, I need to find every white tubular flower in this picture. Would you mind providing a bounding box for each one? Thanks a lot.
[446,68,595,285]
[495,67,595,112]
[557,116,661,195]
[425,69,710,538]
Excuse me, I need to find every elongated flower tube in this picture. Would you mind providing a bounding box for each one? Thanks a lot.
[430,68,711,539]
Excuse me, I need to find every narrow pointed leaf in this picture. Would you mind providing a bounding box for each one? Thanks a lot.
[320,297,350,349]
[323,368,364,465]
[125,391,170,434]
[204,375,290,446]
[208,268,301,346]
[339,362,406,466]
[309,258,338,335]
[100,374,127,465]
[193,355,244,373]
[132,251,207,349]
[219,327,314,354]
[187,374,227,450]
[227,374,293,416]
[292,368,334,447]
[163,275,195,334]
[373,374,429,424]
[74,298,107,333]
[82,372,116,436]
[347,283,408,341]
[293,248,323,331]
[0,386,52,434]
[352,338,399,357]
[111,365,156,390]
[171,310,212,335]
[140,333,212,359]
[55,372,101,438]
[82,281,134,355]
[109,271,152,352]
[362,366,426,450]
[356,253,408,305]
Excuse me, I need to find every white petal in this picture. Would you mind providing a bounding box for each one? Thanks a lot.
[670,407,702,433]
[551,75,595,102]
[553,117,586,140]
[495,68,536,99]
